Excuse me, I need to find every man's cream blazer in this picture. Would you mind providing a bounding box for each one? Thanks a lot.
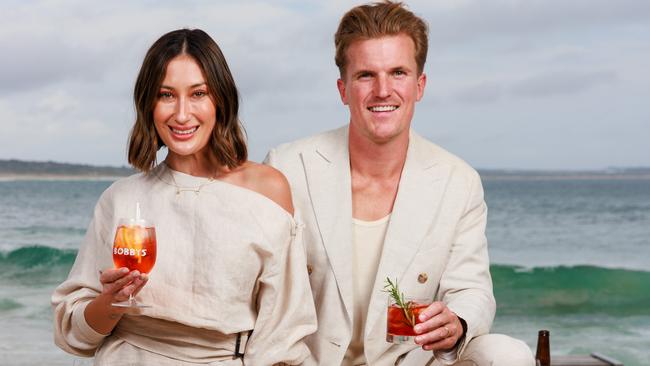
[265,126,495,365]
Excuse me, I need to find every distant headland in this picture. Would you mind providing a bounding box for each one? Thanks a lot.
[0,159,135,180]
[0,159,648,181]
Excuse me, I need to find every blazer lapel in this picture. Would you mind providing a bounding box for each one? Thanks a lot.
[300,127,355,322]
[365,132,452,341]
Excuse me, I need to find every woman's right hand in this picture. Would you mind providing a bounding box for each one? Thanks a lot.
[99,267,148,304]
[84,267,148,335]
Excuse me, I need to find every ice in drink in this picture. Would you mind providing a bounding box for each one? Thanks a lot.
[112,224,157,274]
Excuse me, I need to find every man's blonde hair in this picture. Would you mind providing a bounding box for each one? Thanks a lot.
[334,1,429,77]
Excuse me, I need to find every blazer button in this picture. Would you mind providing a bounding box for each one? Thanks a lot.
[307,264,313,275]
[418,273,428,283]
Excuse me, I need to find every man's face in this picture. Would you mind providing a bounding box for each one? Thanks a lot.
[337,34,426,144]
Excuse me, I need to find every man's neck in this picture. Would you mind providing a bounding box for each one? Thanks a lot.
[348,128,409,179]
[348,126,409,220]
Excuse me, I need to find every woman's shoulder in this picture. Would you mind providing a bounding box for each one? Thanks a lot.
[220,161,294,215]
[99,170,161,205]
[106,171,150,192]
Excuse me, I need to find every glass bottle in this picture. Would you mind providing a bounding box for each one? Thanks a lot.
[535,329,550,366]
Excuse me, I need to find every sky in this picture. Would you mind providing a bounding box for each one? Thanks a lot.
[1,0,648,170]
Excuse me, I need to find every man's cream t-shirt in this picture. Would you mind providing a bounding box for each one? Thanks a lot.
[343,214,390,366]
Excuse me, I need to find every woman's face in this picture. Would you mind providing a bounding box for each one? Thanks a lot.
[153,54,217,161]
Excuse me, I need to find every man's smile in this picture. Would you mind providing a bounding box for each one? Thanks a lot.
[368,105,399,112]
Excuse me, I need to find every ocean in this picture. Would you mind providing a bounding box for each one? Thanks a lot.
[0,178,648,365]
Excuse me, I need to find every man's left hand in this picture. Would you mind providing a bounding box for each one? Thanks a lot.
[413,301,463,351]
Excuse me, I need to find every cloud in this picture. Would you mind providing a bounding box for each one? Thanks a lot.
[0,0,648,169]
[0,35,109,94]
[36,90,81,114]
[416,0,650,45]
[453,81,503,104]
[447,69,618,104]
[0,85,127,163]
[510,70,618,98]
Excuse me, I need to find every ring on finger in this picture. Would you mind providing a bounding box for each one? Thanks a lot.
[443,325,450,337]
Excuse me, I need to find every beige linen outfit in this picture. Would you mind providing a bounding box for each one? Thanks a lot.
[52,164,317,365]
[265,126,534,366]
[344,215,390,365]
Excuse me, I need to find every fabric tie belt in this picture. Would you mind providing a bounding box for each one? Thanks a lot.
[113,315,250,363]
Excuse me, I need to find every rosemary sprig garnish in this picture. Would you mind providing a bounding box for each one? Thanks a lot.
[383,277,416,327]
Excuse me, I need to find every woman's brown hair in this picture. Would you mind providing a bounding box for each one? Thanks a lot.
[334,1,429,78]
[128,28,247,172]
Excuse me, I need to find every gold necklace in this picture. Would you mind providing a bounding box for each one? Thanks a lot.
[164,165,218,196]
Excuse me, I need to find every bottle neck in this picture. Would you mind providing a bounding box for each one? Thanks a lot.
[535,331,550,366]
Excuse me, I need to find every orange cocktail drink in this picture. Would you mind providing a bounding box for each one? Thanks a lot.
[112,222,157,274]
[386,298,431,344]
[111,216,157,308]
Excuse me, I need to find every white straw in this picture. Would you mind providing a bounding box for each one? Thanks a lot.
[136,202,141,221]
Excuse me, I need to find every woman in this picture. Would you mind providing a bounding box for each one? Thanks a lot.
[52,29,316,365]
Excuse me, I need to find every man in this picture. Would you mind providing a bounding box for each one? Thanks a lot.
[265,2,534,365]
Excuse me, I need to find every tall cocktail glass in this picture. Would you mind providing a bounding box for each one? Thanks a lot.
[111,217,156,308]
